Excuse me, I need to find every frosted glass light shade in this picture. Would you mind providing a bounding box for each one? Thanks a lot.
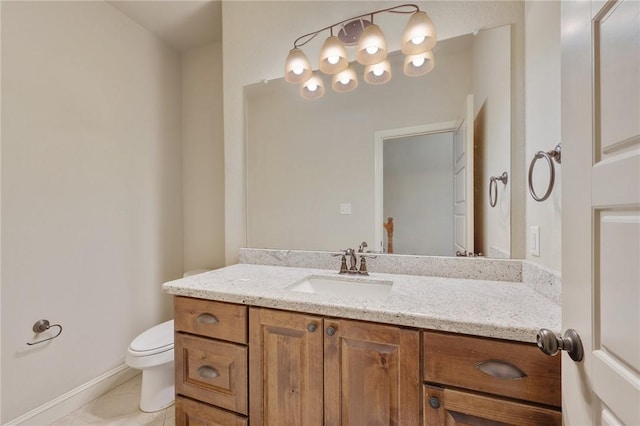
[401,11,437,55]
[319,36,349,74]
[403,51,435,77]
[356,24,388,65]
[285,48,312,84]
[332,66,359,92]
[300,74,325,99]
[364,60,391,85]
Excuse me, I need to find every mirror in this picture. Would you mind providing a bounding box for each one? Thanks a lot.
[246,25,513,258]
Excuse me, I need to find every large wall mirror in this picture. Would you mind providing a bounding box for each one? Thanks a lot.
[246,20,517,258]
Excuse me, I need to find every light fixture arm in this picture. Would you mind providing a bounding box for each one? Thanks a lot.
[293,3,420,48]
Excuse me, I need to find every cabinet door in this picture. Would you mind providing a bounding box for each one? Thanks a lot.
[249,308,324,426]
[324,318,420,425]
[423,385,561,426]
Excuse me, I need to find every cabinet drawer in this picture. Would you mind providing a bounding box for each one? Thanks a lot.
[175,333,248,415]
[174,296,247,343]
[423,331,561,407]
[175,396,248,426]
[423,385,561,426]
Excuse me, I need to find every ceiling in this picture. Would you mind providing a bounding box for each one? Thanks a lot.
[108,1,222,52]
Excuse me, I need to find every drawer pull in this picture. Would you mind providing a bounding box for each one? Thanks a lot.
[197,313,219,325]
[197,366,220,379]
[475,360,527,380]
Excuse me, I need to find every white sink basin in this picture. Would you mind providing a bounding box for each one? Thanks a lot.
[287,275,393,299]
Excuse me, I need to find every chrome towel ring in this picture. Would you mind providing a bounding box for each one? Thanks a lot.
[26,319,63,346]
[489,172,508,208]
[528,143,561,202]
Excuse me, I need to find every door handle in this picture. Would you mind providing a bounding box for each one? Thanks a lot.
[536,328,584,362]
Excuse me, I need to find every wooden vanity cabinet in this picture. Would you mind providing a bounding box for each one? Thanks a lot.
[422,330,562,426]
[174,296,249,425]
[173,297,561,426]
[249,307,421,426]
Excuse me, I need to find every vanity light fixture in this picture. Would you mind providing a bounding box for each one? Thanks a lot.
[364,59,392,85]
[403,50,435,77]
[284,3,437,99]
[300,73,326,100]
[332,65,359,92]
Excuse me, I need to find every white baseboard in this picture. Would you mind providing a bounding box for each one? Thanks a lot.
[5,364,139,426]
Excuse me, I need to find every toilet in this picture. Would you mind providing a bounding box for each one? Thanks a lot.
[125,319,175,412]
[126,269,211,412]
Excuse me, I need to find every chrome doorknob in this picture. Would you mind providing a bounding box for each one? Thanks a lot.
[536,328,584,362]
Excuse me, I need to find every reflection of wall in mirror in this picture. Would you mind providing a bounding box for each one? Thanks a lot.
[472,25,512,258]
[247,26,513,257]
[246,44,472,252]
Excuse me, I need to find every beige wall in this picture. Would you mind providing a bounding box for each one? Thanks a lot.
[524,1,561,272]
[223,1,525,263]
[0,2,3,420]
[182,42,225,272]
[1,2,183,421]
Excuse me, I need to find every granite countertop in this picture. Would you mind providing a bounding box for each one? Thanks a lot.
[162,263,560,344]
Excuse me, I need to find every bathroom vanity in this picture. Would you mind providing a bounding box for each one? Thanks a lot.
[163,253,562,425]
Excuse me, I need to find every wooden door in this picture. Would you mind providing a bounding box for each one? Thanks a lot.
[562,0,640,424]
[249,308,323,426]
[453,94,474,255]
[323,318,420,425]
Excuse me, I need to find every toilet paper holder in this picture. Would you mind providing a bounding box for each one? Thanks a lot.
[26,319,63,346]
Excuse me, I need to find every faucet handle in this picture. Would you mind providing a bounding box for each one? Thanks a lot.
[333,250,349,274]
[358,253,377,259]
[358,256,370,275]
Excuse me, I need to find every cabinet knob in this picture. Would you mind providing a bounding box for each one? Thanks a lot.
[536,328,584,362]
[428,397,441,409]
[307,323,317,332]
[326,326,336,336]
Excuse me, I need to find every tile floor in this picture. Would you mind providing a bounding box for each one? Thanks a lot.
[51,374,174,426]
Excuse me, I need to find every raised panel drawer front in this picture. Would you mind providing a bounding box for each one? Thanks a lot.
[175,396,248,426]
[174,296,248,343]
[175,333,248,414]
[423,331,561,407]
[423,385,561,426]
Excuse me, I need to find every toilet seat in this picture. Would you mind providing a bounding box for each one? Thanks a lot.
[128,319,174,357]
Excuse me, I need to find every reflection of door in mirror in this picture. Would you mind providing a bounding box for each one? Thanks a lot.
[454,94,475,256]
[383,132,455,256]
[374,95,474,257]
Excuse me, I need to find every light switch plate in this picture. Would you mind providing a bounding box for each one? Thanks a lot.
[530,226,540,256]
[340,203,352,215]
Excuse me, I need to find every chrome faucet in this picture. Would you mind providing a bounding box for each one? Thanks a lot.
[358,241,368,253]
